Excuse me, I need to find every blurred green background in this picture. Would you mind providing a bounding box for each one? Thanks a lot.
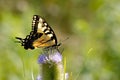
[0,0,120,80]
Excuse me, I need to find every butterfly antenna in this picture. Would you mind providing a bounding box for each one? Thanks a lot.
[15,37,23,40]
[59,37,69,46]
[15,37,24,43]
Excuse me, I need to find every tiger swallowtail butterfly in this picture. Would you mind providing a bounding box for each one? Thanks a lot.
[16,15,60,50]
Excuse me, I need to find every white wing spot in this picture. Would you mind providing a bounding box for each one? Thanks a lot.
[32,20,36,23]
[33,16,37,18]
[47,34,53,37]
[44,23,47,26]
[45,30,50,34]
[47,27,50,30]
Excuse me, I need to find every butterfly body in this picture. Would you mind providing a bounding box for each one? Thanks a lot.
[16,15,59,50]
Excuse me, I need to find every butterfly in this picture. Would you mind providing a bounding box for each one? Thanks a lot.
[15,15,60,50]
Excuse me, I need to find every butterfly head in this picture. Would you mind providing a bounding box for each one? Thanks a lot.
[15,37,35,50]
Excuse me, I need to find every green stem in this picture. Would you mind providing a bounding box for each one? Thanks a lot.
[42,62,64,80]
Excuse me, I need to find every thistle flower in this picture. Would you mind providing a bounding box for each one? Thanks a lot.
[37,49,65,80]
[38,49,62,64]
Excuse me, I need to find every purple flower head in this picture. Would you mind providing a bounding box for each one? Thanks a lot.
[49,51,62,63]
[38,54,49,64]
[38,49,62,64]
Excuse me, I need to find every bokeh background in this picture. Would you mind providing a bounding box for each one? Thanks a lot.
[0,0,120,80]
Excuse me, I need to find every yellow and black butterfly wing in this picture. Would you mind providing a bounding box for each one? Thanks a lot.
[33,32,57,48]
[32,15,58,48]
[16,15,58,50]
